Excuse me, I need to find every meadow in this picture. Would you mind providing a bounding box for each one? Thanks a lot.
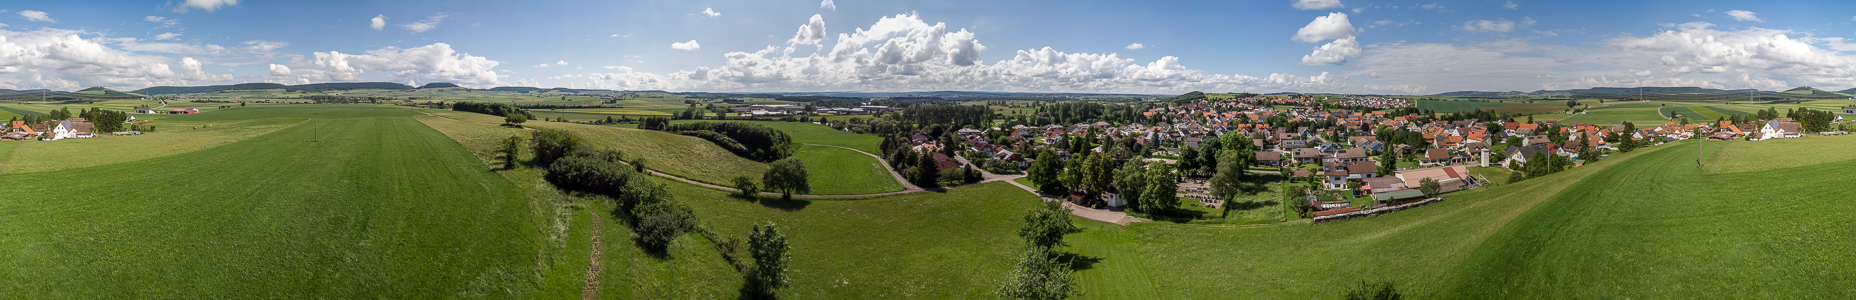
[1559,106,1669,125]
[608,119,884,154]
[1703,134,1856,174]
[0,106,540,297]
[0,118,303,174]
[1415,100,1558,113]
[471,113,772,185]
[794,145,904,195]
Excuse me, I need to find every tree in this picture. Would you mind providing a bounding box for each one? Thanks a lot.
[1377,149,1397,176]
[747,222,792,296]
[1140,162,1179,214]
[1029,150,1064,194]
[1081,153,1113,199]
[1177,146,1200,172]
[1566,100,1579,109]
[915,150,942,188]
[498,136,524,170]
[534,129,583,167]
[1112,161,1149,210]
[762,157,811,199]
[1018,201,1081,249]
[1507,171,1525,184]
[1208,151,1245,201]
[504,113,527,125]
[732,174,760,198]
[996,246,1080,300]
[1417,178,1441,196]
[1059,153,1084,192]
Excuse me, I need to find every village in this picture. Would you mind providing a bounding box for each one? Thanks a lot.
[1,107,195,141]
[923,95,1848,222]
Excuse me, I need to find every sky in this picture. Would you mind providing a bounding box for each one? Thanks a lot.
[3,0,1856,95]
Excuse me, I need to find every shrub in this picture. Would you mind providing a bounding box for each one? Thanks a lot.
[631,200,694,250]
[732,174,760,198]
[939,168,967,185]
[534,129,583,167]
[657,122,795,162]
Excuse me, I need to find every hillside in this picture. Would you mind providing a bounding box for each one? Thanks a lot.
[75,87,148,98]
[133,82,417,95]
[1782,86,1851,97]
[418,82,462,89]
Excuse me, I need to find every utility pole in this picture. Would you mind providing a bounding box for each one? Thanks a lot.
[313,113,319,142]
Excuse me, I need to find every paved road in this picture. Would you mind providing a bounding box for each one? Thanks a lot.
[1001,177,1141,225]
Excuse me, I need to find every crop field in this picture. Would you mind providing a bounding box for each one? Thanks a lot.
[1415,100,1557,113]
[1558,107,1669,125]
[794,145,904,195]
[0,107,539,297]
[1441,141,1856,298]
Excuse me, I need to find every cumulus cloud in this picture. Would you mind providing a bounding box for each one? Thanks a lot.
[155,32,183,40]
[672,40,701,51]
[1503,1,1518,10]
[370,14,386,30]
[821,0,836,11]
[1300,36,1361,65]
[175,0,240,13]
[402,14,448,33]
[0,28,243,89]
[1725,10,1762,22]
[177,57,231,81]
[789,14,828,45]
[558,13,1342,94]
[18,10,53,23]
[1126,43,1146,50]
[145,16,179,28]
[556,60,568,66]
[307,43,501,87]
[269,63,292,76]
[1293,12,1354,43]
[701,8,720,17]
[1293,0,1344,10]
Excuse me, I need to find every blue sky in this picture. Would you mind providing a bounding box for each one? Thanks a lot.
[4,0,1856,94]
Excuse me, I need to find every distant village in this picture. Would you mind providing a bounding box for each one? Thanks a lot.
[2,107,195,141]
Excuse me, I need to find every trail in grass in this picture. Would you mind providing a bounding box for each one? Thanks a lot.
[582,211,604,300]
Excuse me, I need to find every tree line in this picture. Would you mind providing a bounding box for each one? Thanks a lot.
[451,102,535,119]
[655,122,796,162]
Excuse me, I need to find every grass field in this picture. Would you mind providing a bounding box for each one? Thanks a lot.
[1440,140,1856,298]
[606,119,884,154]
[504,115,771,185]
[544,108,672,116]
[1703,134,1856,174]
[1559,107,1669,125]
[1415,100,1558,113]
[0,107,540,297]
[794,145,904,195]
[0,118,304,174]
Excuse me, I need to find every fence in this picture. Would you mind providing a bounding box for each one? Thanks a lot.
[1311,197,1445,224]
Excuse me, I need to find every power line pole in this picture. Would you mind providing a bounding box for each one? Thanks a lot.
[313,113,319,142]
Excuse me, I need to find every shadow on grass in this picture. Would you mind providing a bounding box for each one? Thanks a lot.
[738,195,811,211]
[1058,252,1104,272]
[1226,200,1279,211]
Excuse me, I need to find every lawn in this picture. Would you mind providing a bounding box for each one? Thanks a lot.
[1439,140,1856,298]
[0,107,540,297]
[795,145,904,195]
[1415,100,1557,113]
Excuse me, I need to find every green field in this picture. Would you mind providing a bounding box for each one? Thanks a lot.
[493,114,771,185]
[607,119,884,154]
[794,145,905,195]
[1415,100,1557,113]
[1704,134,1856,174]
[0,106,540,297]
[1441,140,1856,297]
[1559,107,1670,125]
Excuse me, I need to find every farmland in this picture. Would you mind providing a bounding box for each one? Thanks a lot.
[1415,100,1559,113]
[0,107,540,297]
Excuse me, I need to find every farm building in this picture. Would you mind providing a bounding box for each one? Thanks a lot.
[169,108,200,114]
[1396,166,1478,194]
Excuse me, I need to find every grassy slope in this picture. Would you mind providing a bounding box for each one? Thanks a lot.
[676,180,1044,298]
[1441,140,1856,298]
[1415,100,1555,113]
[498,114,769,185]
[608,119,884,154]
[796,145,904,195]
[1704,134,1856,174]
[1561,107,1669,125]
[0,107,538,297]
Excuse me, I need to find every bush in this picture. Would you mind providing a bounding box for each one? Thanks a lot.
[631,200,694,250]
[1341,281,1403,300]
[939,168,967,185]
[1506,171,1525,184]
[732,174,760,198]
[543,153,638,197]
[657,122,795,162]
[534,129,583,167]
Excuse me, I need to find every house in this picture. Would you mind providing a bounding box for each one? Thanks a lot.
[1757,121,1804,140]
[1420,148,1455,166]
[1503,144,1556,167]
[169,108,199,114]
[1395,165,1474,194]
[1291,148,1321,164]
[48,119,96,140]
[1362,176,1407,194]
[1524,135,1551,146]
[1255,151,1284,168]
[1333,149,1369,164]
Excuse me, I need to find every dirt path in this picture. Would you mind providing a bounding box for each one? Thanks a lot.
[1002,176,1142,225]
[581,211,604,300]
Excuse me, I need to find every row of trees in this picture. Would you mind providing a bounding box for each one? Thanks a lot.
[1023,149,1180,214]
[77,108,129,132]
[452,102,533,119]
[657,122,796,162]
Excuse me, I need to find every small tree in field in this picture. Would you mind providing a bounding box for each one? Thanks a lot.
[762,157,811,199]
[504,113,527,125]
[747,222,791,296]
[498,136,524,169]
[732,174,760,198]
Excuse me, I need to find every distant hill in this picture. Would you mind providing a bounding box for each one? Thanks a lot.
[419,82,461,89]
[1840,88,1856,95]
[133,82,416,95]
[1432,91,1528,97]
[485,86,622,93]
[1432,87,1765,98]
[0,88,57,95]
[1781,86,1851,97]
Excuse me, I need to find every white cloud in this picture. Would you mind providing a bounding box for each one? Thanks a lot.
[18,10,53,23]
[1456,19,1518,33]
[1419,3,1442,10]
[1126,43,1146,50]
[155,32,183,40]
[1503,1,1518,10]
[0,28,247,89]
[1293,0,1344,10]
[701,8,720,17]
[145,16,179,28]
[1300,36,1361,65]
[570,13,1342,94]
[1725,10,1762,22]
[370,15,386,30]
[402,14,449,33]
[175,0,240,13]
[308,43,501,88]
[789,14,828,45]
[821,0,837,11]
[672,40,701,51]
[178,57,231,81]
[1293,12,1354,43]
[556,60,568,66]
[269,64,292,76]
[243,40,287,52]
[533,63,550,67]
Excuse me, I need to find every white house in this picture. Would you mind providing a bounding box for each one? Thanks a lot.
[1757,121,1803,141]
[48,120,95,140]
